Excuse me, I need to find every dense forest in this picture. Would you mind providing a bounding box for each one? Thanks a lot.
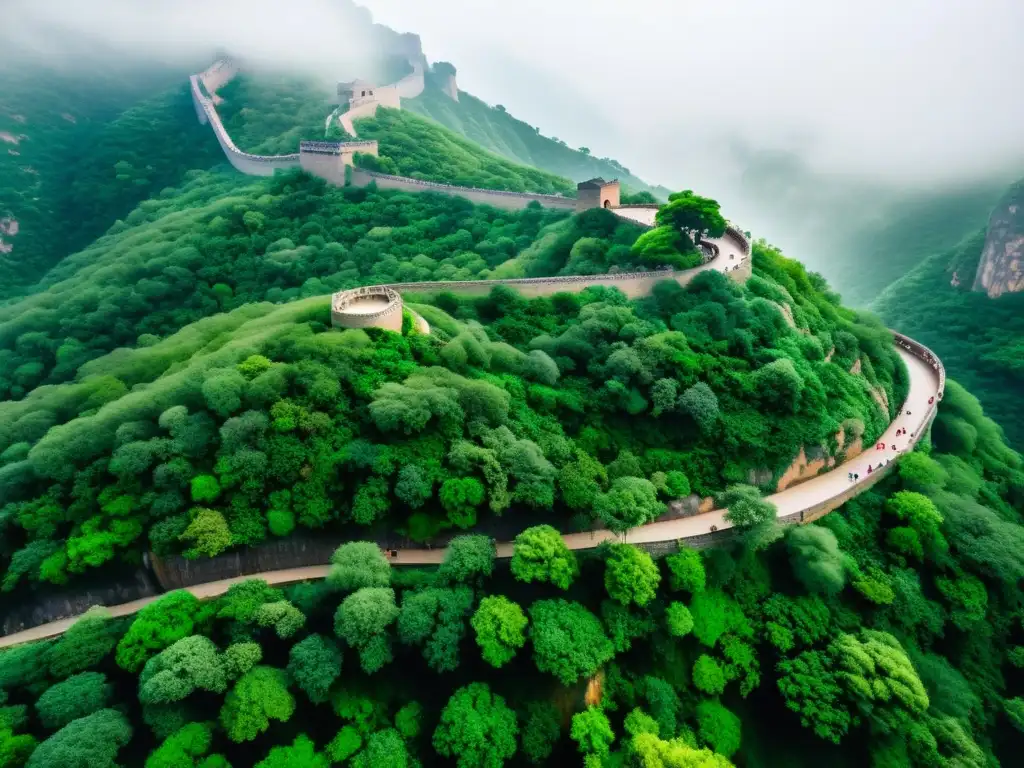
[875,178,1024,447]
[0,232,903,602]
[0,57,221,297]
[1,373,1021,767]
[2,2,1024,766]
[343,109,576,196]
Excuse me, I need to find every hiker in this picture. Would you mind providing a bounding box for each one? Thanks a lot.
[867,465,872,475]
[854,473,859,481]
[928,396,934,405]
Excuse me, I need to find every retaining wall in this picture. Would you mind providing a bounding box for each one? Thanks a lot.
[350,168,579,211]
[1,569,158,636]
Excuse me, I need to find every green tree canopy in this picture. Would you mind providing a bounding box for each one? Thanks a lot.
[287,634,342,703]
[471,595,528,668]
[35,671,112,730]
[219,666,295,743]
[334,587,399,674]
[27,709,131,768]
[529,599,614,685]
[510,525,578,590]
[603,544,661,607]
[329,542,391,591]
[433,683,518,768]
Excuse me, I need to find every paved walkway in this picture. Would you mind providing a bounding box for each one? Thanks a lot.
[0,227,942,649]
[0,347,941,649]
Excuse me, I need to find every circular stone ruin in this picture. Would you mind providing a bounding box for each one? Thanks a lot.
[331,285,404,332]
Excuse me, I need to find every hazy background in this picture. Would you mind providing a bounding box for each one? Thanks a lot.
[5,0,1024,279]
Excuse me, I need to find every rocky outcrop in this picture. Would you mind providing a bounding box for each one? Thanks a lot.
[972,181,1024,297]
[432,62,459,101]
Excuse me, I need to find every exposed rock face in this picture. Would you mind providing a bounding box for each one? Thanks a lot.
[972,182,1024,297]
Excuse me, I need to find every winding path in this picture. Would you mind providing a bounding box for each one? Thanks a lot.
[0,229,944,648]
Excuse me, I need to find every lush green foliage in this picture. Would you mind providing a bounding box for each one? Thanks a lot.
[3,37,1022,767]
[0,226,905,602]
[406,76,667,197]
[875,181,1024,447]
[0,60,222,297]
[347,108,575,195]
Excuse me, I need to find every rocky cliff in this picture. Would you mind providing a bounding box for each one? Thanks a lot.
[972,180,1024,297]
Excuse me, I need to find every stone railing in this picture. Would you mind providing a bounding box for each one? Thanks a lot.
[332,284,401,316]
[331,247,719,330]
[351,168,577,205]
[725,223,751,254]
[189,75,301,176]
[299,140,379,155]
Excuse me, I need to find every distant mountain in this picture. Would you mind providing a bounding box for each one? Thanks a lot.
[405,66,669,199]
[874,176,1024,446]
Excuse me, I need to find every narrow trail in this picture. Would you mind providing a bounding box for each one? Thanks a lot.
[0,263,944,649]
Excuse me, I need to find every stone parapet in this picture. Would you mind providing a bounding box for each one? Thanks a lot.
[350,168,578,211]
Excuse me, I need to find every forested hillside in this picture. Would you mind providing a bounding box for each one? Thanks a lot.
[2,3,1024,767]
[1,367,1021,767]
[344,108,575,195]
[875,182,1024,447]
[406,75,668,198]
[0,58,222,296]
[0,236,904,600]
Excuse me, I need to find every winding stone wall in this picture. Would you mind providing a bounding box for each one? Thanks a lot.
[349,167,579,211]
[331,250,720,330]
[394,63,426,98]
[189,75,301,177]
[1,569,158,637]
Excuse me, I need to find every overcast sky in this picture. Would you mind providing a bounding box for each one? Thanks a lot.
[362,0,1024,191]
[6,0,1024,203]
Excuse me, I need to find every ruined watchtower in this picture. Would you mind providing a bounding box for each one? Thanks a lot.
[577,178,620,212]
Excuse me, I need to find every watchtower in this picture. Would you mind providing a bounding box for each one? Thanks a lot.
[338,79,378,107]
[577,178,620,212]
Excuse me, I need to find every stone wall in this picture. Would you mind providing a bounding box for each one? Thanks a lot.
[394,63,426,99]
[2,570,157,637]
[331,285,404,331]
[339,100,386,137]
[298,140,379,184]
[349,168,579,211]
[189,75,301,177]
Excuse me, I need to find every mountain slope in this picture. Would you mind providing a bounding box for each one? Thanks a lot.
[0,58,222,297]
[406,74,668,198]
[875,179,1024,446]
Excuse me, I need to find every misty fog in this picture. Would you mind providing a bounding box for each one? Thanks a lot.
[5,0,1023,272]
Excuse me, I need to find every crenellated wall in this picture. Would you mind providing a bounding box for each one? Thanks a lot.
[189,75,301,177]
[349,167,579,210]
[330,244,724,330]
[298,140,378,185]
